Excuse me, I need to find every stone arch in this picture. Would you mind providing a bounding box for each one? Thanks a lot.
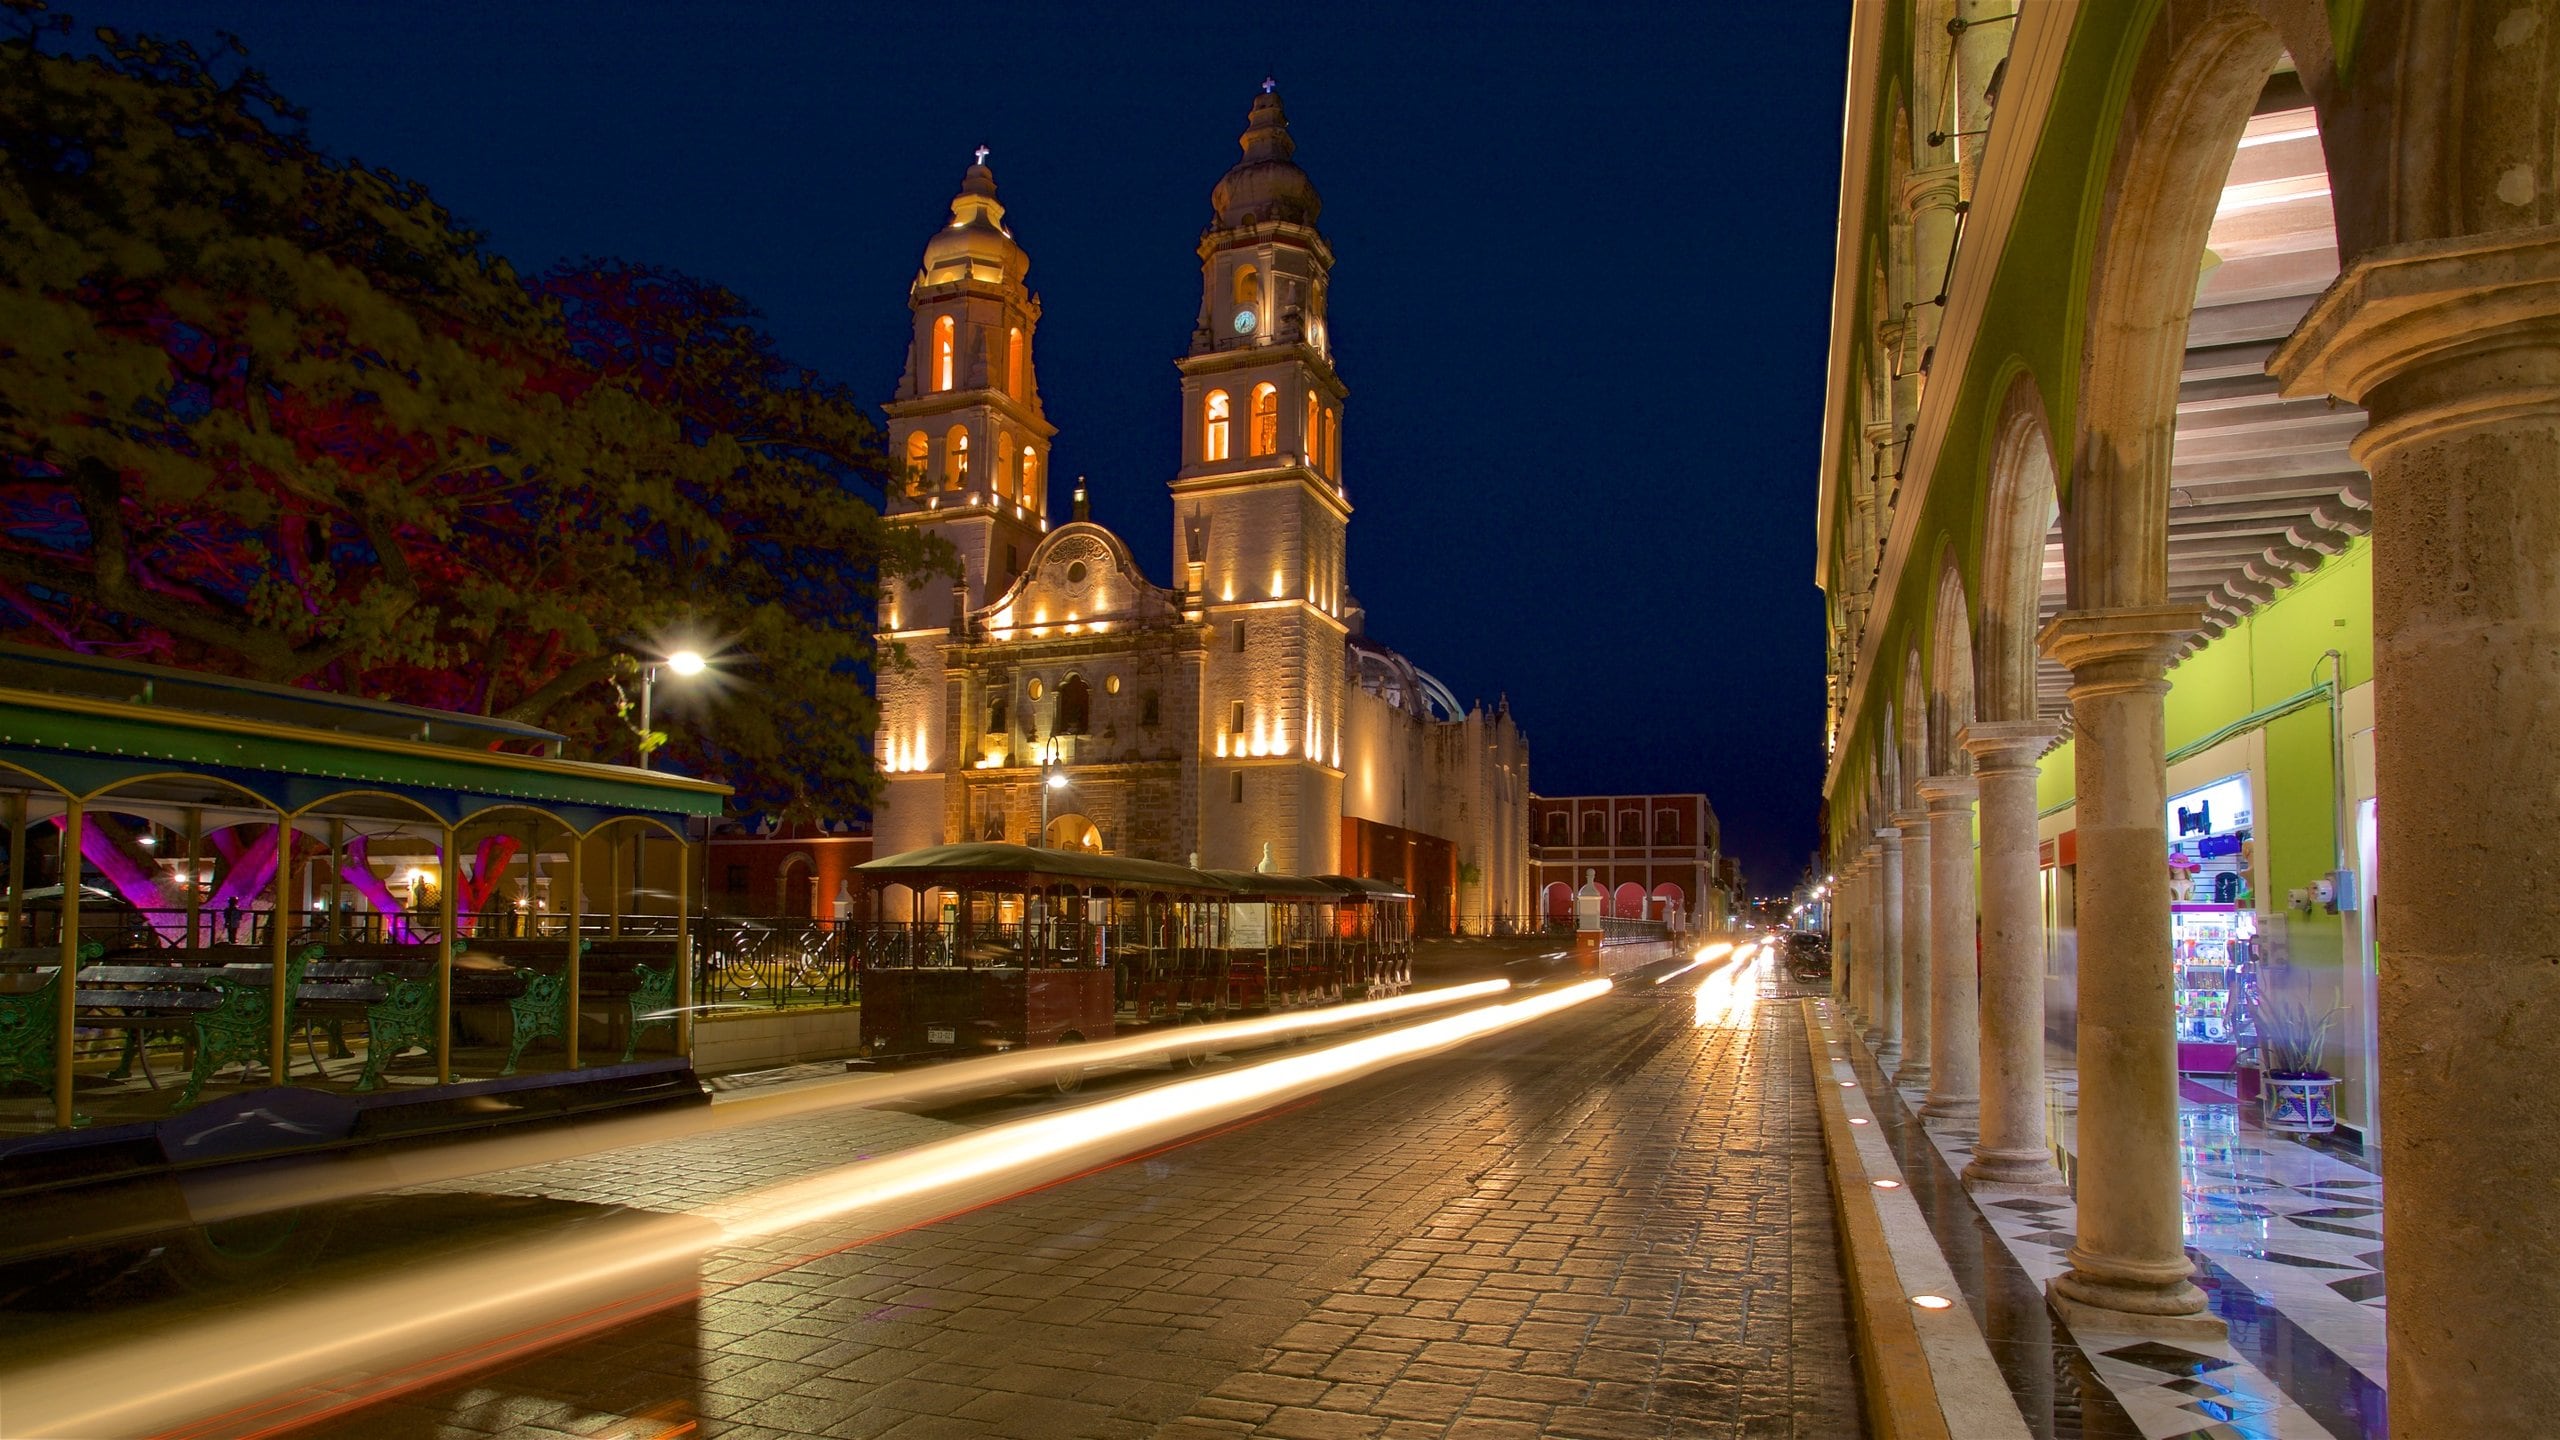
[1928,554,1976,776]
[1979,368,2061,720]
[2066,11,2288,610]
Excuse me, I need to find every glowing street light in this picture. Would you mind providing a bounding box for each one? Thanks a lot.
[1039,738,1070,846]
[638,648,710,770]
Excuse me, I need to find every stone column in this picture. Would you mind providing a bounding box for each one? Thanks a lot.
[2040,606,2210,1330]
[1893,808,1933,1090]
[2271,228,2560,1433]
[1919,775,1981,1121]
[1872,828,1903,1071]
[1962,722,2066,1190]
[1833,859,1859,1027]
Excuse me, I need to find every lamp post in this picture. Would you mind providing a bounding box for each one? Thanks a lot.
[637,649,707,771]
[1039,739,1069,848]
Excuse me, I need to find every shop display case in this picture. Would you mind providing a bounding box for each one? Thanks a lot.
[2172,902,2243,1072]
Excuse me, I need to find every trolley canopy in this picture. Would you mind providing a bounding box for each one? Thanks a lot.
[1316,875,1415,901]
[857,842,1236,896]
[1201,870,1341,898]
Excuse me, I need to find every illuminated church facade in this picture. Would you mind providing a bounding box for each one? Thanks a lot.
[870,86,1532,935]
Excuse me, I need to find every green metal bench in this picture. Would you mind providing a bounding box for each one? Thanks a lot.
[499,970,568,1076]
[0,940,104,1092]
[621,961,676,1061]
[174,945,321,1111]
[355,971,439,1092]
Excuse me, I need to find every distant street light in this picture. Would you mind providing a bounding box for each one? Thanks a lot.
[638,648,710,770]
[1039,739,1070,847]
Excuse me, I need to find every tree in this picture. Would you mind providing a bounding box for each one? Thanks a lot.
[0,6,947,814]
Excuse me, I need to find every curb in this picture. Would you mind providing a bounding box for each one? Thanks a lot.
[1801,996,1951,1440]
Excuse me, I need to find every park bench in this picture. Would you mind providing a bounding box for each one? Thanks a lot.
[466,937,679,1072]
[0,940,104,1091]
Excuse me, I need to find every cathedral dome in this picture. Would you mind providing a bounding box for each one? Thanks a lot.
[1211,85,1321,229]
[919,159,1026,285]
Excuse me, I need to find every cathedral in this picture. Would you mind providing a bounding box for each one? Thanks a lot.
[871,85,1532,936]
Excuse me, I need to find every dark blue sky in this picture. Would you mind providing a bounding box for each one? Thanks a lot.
[80,1,1847,891]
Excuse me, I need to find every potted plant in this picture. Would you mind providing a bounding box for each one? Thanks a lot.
[2249,988,2342,1134]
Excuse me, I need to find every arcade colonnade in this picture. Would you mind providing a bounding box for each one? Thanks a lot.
[1816,3,2560,1433]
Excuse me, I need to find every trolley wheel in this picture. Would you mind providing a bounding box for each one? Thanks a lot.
[1051,1033,1086,1093]
[1178,1011,1213,1069]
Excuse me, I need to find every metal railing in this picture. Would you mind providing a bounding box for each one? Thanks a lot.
[694,917,860,1012]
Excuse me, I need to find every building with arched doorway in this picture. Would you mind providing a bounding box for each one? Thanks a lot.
[868,87,1534,936]
[1529,793,1723,931]
[1815,5,2560,1428]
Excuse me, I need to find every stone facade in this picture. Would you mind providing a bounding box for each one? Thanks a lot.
[870,88,1533,933]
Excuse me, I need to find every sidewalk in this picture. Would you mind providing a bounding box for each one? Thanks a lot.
[1822,1007,2387,1440]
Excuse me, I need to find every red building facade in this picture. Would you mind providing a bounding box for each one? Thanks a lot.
[704,823,873,919]
[1530,793,1721,928]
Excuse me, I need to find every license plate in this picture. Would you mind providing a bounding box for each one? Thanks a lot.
[927,1026,956,1045]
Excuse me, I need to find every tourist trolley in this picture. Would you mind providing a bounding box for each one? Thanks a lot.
[851,843,1414,1061]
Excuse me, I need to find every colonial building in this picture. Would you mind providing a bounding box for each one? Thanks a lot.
[1813,4,2560,1424]
[1529,793,1722,929]
[870,86,1532,934]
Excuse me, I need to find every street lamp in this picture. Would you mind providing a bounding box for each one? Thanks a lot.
[637,649,708,770]
[1038,739,1070,847]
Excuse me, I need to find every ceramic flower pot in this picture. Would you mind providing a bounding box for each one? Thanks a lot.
[2263,1073,2338,1134]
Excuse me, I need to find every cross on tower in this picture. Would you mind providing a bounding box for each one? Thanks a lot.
[1261,76,1276,94]
[973,144,990,166]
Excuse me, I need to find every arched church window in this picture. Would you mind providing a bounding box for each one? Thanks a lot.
[904,432,929,494]
[1007,326,1024,397]
[1020,447,1038,509]
[1204,390,1231,462]
[945,426,969,487]
[933,315,955,392]
[995,429,1014,500]
[987,692,1008,735]
[1304,391,1319,467]
[1057,675,1091,736]
[1233,265,1261,307]
[1250,383,1278,457]
[1323,407,1339,477]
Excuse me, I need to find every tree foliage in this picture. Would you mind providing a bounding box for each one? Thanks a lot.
[0,5,947,815]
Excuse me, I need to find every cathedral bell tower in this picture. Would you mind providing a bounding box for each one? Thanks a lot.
[875,157,1055,835]
[882,155,1056,635]
[1174,83,1349,875]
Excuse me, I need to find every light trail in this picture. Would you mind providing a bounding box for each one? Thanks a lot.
[1,978,1612,1440]
[1650,940,1736,985]
[163,979,1513,1234]
[1692,943,1768,1029]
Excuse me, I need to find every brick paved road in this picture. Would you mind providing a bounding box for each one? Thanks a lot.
[307,961,1862,1440]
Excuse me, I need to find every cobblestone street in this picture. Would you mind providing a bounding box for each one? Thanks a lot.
[309,962,1861,1440]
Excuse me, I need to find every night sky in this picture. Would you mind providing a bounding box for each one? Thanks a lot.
[75,1,1848,892]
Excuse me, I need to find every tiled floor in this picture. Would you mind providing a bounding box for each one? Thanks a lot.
[1852,1027,2389,1440]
